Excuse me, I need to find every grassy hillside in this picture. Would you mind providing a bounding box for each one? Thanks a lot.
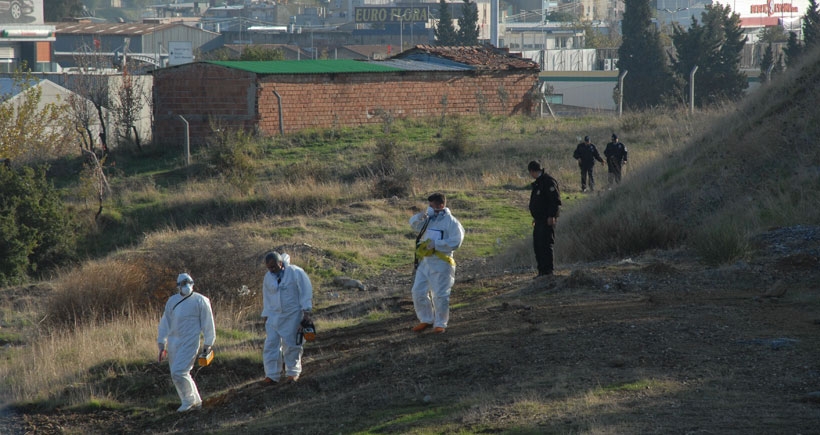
[1,52,820,433]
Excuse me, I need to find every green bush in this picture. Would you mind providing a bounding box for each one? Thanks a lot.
[0,164,76,285]
[205,128,259,194]
[690,221,750,266]
[438,118,475,159]
[370,138,413,198]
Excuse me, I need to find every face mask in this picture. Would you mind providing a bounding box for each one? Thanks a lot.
[179,283,193,296]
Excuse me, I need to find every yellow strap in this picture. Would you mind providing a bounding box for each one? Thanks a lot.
[415,243,455,267]
[434,251,456,267]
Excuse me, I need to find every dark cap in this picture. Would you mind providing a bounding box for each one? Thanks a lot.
[584,136,590,142]
[427,192,446,204]
[612,133,618,139]
[528,160,543,172]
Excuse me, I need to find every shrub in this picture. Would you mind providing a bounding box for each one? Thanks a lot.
[438,118,475,159]
[205,128,259,194]
[45,258,174,328]
[689,221,751,266]
[370,138,413,198]
[0,164,76,286]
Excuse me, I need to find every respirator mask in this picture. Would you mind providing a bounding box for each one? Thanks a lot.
[179,283,194,296]
[177,273,194,297]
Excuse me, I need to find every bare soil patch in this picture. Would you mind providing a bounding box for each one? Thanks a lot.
[2,226,819,434]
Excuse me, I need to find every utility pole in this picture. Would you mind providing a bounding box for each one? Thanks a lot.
[618,70,628,117]
[689,65,698,114]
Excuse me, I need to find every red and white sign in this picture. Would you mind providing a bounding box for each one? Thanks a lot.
[713,0,808,19]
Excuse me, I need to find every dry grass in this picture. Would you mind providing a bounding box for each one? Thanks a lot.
[3,52,820,431]
[0,314,158,403]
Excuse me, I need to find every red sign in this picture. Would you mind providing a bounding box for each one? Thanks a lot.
[750,0,799,16]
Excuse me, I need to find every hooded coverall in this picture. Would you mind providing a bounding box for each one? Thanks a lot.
[410,207,465,329]
[262,253,313,380]
[157,291,215,411]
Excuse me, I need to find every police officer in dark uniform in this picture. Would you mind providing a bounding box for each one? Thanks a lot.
[528,160,562,278]
[572,136,604,192]
[604,133,628,186]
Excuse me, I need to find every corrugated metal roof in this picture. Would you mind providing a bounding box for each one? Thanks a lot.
[0,77,36,96]
[53,22,216,36]
[367,59,471,71]
[393,45,540,71]
[204,59,403,74]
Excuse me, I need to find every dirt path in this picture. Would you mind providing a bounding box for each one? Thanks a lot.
[2,227,819,434]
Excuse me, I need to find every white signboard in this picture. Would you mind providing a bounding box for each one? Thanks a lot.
[712,0,809,19]
[168,41,193,66]
[0,0,43,25]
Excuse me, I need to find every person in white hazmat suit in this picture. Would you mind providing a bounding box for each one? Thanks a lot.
[157,273,216,412]
[409,193,465,334]
[261,251,313,384]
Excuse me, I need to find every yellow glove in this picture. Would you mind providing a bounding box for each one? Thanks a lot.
[416,239,435,257]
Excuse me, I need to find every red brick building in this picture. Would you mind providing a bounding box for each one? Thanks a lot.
[152,45,540,145]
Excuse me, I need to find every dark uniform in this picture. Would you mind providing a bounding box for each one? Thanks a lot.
[529,168,562,276]
[604,134,628,186]
[572,136,604,192]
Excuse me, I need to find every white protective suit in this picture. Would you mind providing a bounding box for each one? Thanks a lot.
[410,207,465,328]
[262,253,313,380]
[157,288,216,412]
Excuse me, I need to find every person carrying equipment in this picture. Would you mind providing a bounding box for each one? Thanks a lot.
[261,251,313,384]
[409,193,465,334]
[157,272,216,412]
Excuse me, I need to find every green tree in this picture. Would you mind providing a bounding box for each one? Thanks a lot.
[0,69,72,163]
[758,43,783,83]
[239,45,286,61]
[784,31,803,67]
[759,26,789,43]
[0,164,76,286]
[671,4,747,107]
[583,21,622,49]
[804,0,820,48]
[618,0,674,109]
[457,0,479,45]
[44,0,84,21]
[546,11,576,22]
[783,0,820,67]
[435,0,458,46]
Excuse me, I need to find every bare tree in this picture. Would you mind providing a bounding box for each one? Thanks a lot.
[65,81,98,153]
[80,149,111,220]
[113,70,146,152]
[71,42,113,154]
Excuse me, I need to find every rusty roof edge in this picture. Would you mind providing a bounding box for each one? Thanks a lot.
[391,44,539,71]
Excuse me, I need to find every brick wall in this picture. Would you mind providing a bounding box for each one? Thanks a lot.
[153,63,259,145]
[154,63,539,145]
[258,70,538,135]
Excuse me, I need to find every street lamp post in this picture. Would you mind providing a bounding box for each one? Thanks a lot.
[661,7,688,30]
[689,65,698,114]
[393,13,404,51]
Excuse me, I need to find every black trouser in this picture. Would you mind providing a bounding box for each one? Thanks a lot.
[608,162,622,185]
[580,166,595,191]
[533,221,555,275]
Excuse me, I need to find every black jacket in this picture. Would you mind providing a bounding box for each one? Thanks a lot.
[529,172,562,220]
[604,141,628,166]
[573,142,604,169]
